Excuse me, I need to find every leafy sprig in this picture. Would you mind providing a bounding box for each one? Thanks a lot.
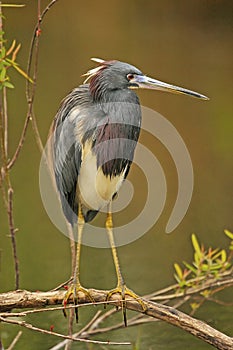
[0,26,33,89]
[174,230,232,290]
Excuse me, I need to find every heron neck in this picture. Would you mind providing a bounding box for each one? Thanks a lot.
[92,87,140,105]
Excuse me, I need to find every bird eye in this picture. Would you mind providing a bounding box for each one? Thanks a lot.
[127,73,134,81]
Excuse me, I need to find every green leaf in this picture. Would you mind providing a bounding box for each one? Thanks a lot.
[0,4,26,7]
[209,264,222,270]
[224,229,233,240]
[190,302,200,311]
[220,249,227,263]
[174,274,181,284]
[200,289,211,298]
[12,63,34,83]
[211,249,221,259]
[209,248,219,258]
[192,234,202,258]
[201,264,210,272]
[6,39,16,56]
[183,261,197,274]
[174,263,183,280]
[0,66,6,81]
[0,46,6,58]
[3,60,11,67]
[194,251,200,266]
[3,81,14,89]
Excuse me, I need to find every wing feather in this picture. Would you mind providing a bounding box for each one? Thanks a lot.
[52,90,84,225]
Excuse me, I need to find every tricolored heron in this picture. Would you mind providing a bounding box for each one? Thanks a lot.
[50,58,208,325]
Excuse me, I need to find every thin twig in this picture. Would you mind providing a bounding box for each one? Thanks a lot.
[6,331,22,350]
[206,297,233,307]
[28,0,43,154]
[7,188,19,289]
[65,307,75,350]
[26,0,60,99]
[0,316,131,346]
[50,278,73,291]
[0,88,10,187]
[77,310,103,336]
[0,47,4,197]
[3,85,8,158]
[147,269,233,301]
[26,0,59,93]
[7,0,60,170]
[89,308,117,331]
[0,119,8,210]
[6,109,31,169]
[25,0,61,155]
[31,110,44,153]
[0,4,20,290]
[50,311,103,350]
[82,296,191,338]
[87,294,192,338]
[0,3,8,159]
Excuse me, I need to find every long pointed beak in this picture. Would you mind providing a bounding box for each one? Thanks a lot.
[132,75,209,100]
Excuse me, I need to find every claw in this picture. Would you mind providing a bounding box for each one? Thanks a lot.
[63,284,95,322]
[106,285,147,326]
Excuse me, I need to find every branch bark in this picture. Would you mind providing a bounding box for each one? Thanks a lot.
[0,289,232,350]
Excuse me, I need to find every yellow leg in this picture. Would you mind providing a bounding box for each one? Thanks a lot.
[106,206,125,288]
[106,202,147,326]
[63,206,94,322]
[74,206,84,288]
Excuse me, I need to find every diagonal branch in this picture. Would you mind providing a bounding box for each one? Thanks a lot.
[0,289,232,350]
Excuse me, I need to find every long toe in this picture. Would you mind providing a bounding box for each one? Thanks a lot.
[63,284,95,322]
[106,285,147,326]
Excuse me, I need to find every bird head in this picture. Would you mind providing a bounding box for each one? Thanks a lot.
[83,58,209,100]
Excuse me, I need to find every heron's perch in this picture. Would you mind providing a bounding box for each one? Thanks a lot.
[0,289,232,350]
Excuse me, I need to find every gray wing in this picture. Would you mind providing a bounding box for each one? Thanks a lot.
[52,90,83,225]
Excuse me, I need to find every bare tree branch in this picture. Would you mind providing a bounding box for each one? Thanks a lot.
[0,288,232,350]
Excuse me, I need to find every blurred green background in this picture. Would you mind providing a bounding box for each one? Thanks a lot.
[0,0,232,349]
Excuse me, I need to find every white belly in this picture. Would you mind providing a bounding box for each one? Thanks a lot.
[78,146,125,211]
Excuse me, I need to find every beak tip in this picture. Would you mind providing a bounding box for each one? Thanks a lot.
[201,95,210,101]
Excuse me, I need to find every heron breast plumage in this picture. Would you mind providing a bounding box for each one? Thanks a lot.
[77,139,127,212]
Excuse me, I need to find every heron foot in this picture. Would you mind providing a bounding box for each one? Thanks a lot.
[105,284,147,326]
[63,283,95,322]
